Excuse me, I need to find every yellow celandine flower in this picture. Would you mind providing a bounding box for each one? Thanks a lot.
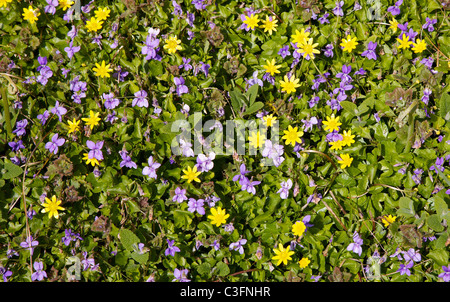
[298,257,311,269]
[262,59,282,76]
[337,153,353,169]
[272,243,295,266]
[396,33,413,49]
[83,152,99,166]
[59,0,74,11]
[322,114,342,132]
[85,17,103,32]
[249,131,265,149]
[243,14,260,30]
[164,35,182,54]
[411,38,427,53]
[181,165,201,183]
[292,221,306,237]
[208,206,230,227]
[340,35,359,53]
[260,15,278,35]
[22,6,40,24]
[291,29,310,46]
[82,110,101,129]
[94,7,111,21]
[381,214,397,227]
[41,195,65,219]
[263,114,277,127]
[92,60,113,78]
[67,118,81,134]
[279,74,300,94]
[341,129,355,146]
[297,38,320,59]
[282,125,303,146]
[329,139,344,151]
[0,0,12,8]
[389,19,399,32]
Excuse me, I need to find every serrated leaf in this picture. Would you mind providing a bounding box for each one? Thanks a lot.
[439,91,450,120]
[340,101,358,116]
[397,197,415,217]
[427,214,444,232]
[2,162,23,179]
[119,229,140,251]
[427,249,449,266]
[197,262,212,276]
[243,101,264,116]
[215,261,230,277]
[245,84,259,106]
[131,251,149,265]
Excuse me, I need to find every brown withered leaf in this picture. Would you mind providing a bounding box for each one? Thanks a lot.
[385,87,413,108]
[63,185,83,203]
[399,224,422,248]
[91,215,110,234]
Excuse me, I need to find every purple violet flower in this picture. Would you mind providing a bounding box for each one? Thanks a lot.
[31,262,47,281]
[20,236,39,255]
[0,267,12,282]
[86,140,104,161]
[44,0,58,14]
[165,239,181,256]
[361,41,377,60]
[132,90,149,108]
[422,17,437,32]
[142,156,161,179]
[45,133,65,154]
[192,0,206,10]
[240,177,261,195]
[173,187,188,203]
[119,150,137,169]
[64,40,80,60]
[172,268,190,282]
[232,164,250,183]
[50,101,67,122]
[229,239,247,254]
[332,1,344,16]
[103,92,121,109]
[277,179,293,199]
[174,76,189,96]
[397,261,413,276]
[439,265,450,282]
[347,232,363,256]
[187,198,205,215]
[278,45,291,58]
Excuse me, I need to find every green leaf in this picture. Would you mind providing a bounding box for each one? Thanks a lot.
[427,249,449,266]
[2,162,23,179]
[340,101,358,116]
[197,262,212,276]
[397,197,415,217]
[336,173,357,187]
[245,84,259,106]
[427,214,444,232]
[173,210,193,228]
[148,60,163,77]
[131,251,149,265]
[132,118,143,141]
[243,101,264,116]
[249,212,273,228]
[229,89,245,116]
[439,91,450,120]
[119,229,141,251]
[215,261,230,277]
